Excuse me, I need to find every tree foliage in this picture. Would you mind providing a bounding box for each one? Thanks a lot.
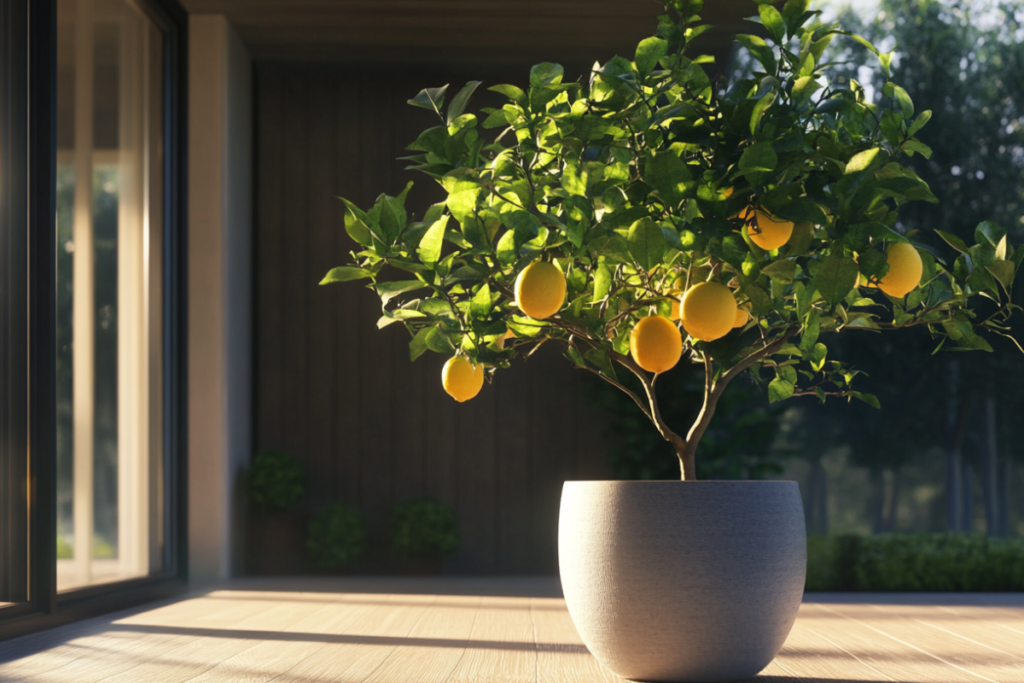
[323,0,1019,480]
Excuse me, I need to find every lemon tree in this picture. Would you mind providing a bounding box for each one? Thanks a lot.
[322,0,1021,480]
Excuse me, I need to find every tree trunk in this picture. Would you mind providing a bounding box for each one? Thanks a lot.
[676,445,697,482]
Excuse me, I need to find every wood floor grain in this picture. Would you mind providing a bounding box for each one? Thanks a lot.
[1,580,1022,682]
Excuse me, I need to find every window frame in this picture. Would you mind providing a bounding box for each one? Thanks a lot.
[0,0,188,641]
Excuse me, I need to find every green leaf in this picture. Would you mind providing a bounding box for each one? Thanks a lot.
[496,230,520,266]
[377,280,428,305]
[339,197,375,247]
[845,148,883,175]
[800,311,820,351]
[409,328,431,361]
[739,142,778,172]
[447,81,482,125]
[851,391,881,409]
[425,326,456,354]
[379,194,406,243]
[566,345,586,368]
[901,140,932,159]
[759,4,786,43]
[584,348,618,381]
[488,84,527,108]
[635,37,668,79]
[808,342,827,372]
[530,62,564,88]
[814,253,859,305]
[593,262,612,302]
[892,84,914,118]
[768,378,795,403]
[975,221,1007,250]
[735,34,776,74]
[791,76,822,104]
[782,0,811,34]
[470,283,493,319]
[907,109,932,137]
[936,230,969,254]
[417,215,449,267]
[408,84,449,116]
[750,90,776,134]
[761,259,797,283]
[644,150,692,207]
[986,260,1015,293]
[320,266,372,285]
[627,218,666,272]
[377,309,427,328]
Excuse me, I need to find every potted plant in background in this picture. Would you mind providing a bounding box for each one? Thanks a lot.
[245,449,308,575]
[390,497,461,574]
[320,0,1020,679]
[306,503,369,572]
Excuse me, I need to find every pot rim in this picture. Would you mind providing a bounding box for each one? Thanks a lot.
[563,479,798,484]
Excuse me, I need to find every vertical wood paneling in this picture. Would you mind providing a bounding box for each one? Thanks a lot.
[254,68,284,452]
[305,71,337,508]
[280,75,310,464]
[254,64,613,574]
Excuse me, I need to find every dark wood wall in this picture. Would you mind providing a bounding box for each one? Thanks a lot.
[254,64,613,575]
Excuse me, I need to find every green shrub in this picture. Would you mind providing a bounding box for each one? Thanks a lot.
[306,503,368,570]
[391,497,460,561]
[247,450,306,511]
[806,534,1024,591]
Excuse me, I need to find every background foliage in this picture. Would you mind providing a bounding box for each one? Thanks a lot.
[390,497,462,561]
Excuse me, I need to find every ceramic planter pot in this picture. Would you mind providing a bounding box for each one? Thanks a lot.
[558,481,806,683]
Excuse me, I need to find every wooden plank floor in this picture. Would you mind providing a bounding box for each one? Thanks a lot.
[1,578,1022,682]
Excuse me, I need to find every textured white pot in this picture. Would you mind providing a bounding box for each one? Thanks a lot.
[558,481,806,683]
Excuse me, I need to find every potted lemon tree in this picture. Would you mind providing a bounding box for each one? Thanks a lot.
[321,0,1020,679]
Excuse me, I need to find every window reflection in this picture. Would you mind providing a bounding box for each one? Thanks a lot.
[56,0,164,592]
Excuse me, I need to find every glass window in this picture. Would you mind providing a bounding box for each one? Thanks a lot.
[55,0,165,592]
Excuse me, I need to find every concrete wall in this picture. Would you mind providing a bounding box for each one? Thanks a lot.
[188,15,252,583]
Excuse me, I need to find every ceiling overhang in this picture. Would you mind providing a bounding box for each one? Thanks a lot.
[180,0,756,68]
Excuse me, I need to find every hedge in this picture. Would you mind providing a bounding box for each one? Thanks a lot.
[806,534,1024,591]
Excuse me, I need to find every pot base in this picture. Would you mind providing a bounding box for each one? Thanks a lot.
[558,480,806,683]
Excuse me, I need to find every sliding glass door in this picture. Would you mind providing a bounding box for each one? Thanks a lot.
[55,0,167,592]
[0,0,184,638]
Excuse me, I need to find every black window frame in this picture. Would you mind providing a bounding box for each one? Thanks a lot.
[0,0,188,641]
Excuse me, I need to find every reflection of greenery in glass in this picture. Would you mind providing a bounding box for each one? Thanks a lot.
[56,164,74,551]
[55,164,123,559]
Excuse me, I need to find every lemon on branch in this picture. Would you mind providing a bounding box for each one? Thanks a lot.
[515,261,566,320]
[740,207,794,251]
[877,243,923,298]
[442,356,485,402]
[680,282,738,342]
[732,304,751,328]
[630,315,683,374]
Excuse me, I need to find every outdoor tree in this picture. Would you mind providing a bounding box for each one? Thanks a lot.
[322,0,1020,480]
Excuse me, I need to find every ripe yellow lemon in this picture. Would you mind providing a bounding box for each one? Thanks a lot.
[680,282,738,341]
[732,304,750,328]
[514,261,566,319]
[740,207,794,251]
[442,356,485,402]
[878,243,923,298]
[629,315,683,374]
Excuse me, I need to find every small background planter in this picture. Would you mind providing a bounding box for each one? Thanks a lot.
[559,480,806,683]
